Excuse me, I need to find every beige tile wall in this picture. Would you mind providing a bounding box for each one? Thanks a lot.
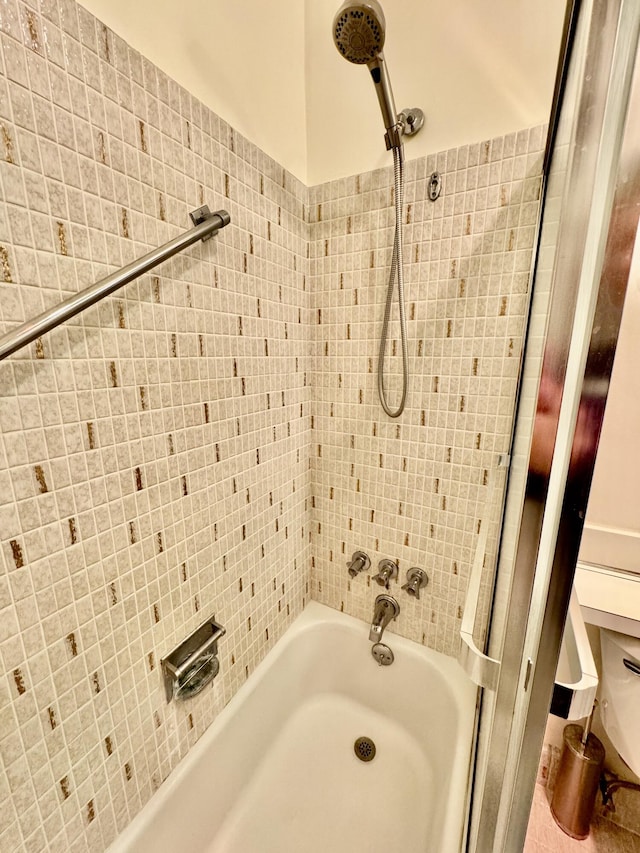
[0,0,547,851]
[308,128,545,655]
[0,1,310,851]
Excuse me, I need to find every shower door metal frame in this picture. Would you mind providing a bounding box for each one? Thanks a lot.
[468,0,640,849]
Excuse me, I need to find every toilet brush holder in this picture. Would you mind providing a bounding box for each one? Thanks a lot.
[551,723,605,839]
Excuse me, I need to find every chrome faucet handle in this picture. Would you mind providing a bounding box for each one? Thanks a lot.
[347,550,371,578]
[401,568,428,600]
[373,558,398,589]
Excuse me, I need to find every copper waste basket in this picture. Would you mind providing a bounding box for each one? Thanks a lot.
[550,724,605,839]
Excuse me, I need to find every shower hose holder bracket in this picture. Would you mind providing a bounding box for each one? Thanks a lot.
[385,109,425,150]
[161,614,226,703]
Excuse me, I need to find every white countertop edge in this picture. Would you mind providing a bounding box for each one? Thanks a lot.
[575,562,640,639]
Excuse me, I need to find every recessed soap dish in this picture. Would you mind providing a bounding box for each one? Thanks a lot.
[161,615,225,703]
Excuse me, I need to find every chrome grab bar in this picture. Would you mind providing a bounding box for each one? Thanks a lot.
[458,454,510,690]
[0,206,230,361]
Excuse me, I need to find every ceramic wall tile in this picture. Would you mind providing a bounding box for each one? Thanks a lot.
[308,128,545,655]
[0,2,311,850]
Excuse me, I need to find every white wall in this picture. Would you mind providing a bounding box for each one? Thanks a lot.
[305,0,566,183]
[77,0,308,181]
[581,229,640,573]
[79,0,566,185]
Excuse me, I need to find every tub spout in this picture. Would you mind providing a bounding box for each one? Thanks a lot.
[369,594,400,642]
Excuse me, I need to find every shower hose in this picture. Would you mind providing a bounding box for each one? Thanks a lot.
[377,144,408,418]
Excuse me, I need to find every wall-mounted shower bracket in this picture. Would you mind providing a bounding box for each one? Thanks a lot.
[161,615,226,703]
[384,109,424,150]
[398,108,425,137]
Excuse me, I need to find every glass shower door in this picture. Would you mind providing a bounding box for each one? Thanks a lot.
[461,0,640,849]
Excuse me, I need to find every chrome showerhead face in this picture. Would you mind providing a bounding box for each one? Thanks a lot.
[333,1,386,65]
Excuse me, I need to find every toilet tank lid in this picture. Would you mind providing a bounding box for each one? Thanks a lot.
[601,627,640,658]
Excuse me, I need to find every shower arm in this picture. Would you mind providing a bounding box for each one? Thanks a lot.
[0,206,230,361]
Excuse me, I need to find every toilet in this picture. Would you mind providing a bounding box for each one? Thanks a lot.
[600,629,640,777]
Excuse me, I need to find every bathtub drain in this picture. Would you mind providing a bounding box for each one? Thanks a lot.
[354,736,376,762]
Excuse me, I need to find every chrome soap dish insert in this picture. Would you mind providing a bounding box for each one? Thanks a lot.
[161,615,226,703]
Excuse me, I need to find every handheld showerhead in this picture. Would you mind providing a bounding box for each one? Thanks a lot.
[332,4,425,418]
[332,1,401,149]
[333,1,386,65]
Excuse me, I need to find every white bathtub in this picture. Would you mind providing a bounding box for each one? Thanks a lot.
[108,602,476,853]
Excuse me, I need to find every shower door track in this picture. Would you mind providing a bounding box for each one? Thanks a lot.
[0,206,230,361]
